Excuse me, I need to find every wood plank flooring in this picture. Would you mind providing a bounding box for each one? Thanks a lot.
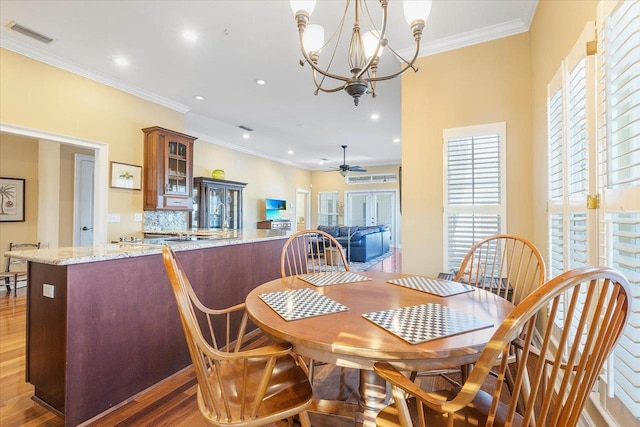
[0,249,400,426]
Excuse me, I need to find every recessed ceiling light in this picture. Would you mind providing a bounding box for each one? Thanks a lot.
[182,30,197,42]
[319,161,324,165]
[255,79,267,85]
[194,95,205,101]
[288,150,294,155]
[393,138,400,143]
[242,133,250,139]
[114,57,129,67]
[370,113,380,120]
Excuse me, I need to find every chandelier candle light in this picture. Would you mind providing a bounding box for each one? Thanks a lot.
[291,0,432,106]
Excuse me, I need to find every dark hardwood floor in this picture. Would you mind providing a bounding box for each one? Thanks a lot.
[0,249,400,426]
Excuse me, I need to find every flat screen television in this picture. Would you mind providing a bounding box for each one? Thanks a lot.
[265,198,286,220]
[265,198,286,210]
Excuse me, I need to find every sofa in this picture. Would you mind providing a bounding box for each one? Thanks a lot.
[317,225,390,262]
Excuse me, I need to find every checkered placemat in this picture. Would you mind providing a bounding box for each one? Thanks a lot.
[297,271,372,287]
[387,276,475,297]
[259,288,349,321]
[363,303,493,344]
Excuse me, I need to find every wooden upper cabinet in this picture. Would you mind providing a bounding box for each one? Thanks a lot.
[142,126,196,211]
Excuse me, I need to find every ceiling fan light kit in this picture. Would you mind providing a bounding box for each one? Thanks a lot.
[291,0,432,106]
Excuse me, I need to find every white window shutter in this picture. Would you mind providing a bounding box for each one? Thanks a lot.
[443,123,506,273]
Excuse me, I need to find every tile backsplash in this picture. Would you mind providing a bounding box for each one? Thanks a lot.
[143,211,188,231]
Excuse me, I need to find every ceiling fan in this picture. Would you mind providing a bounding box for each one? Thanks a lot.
[331,145,367,177]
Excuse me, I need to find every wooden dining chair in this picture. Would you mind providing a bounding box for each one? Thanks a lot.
[280,229,350,382]
[280,229,349,277]
[2,242,40,296]
[374,266,631,427]
[454,234,546,305]
[419,235,546,386]
[162,246,313,427]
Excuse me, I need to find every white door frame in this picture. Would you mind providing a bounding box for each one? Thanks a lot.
[1,123,109,245]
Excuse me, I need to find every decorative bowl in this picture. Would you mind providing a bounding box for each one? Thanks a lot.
[211,169,225,180]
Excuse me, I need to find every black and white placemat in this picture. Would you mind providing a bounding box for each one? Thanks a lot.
[297,271,372,287]
[363,303,493,344]
[259,288,349,321]
[387,276,475,297]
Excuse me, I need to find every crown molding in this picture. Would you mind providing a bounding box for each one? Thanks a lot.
[399,13,534,59]
[1,36,191,114]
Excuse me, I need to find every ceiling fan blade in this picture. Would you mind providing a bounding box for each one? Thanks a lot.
[350,166,367,172]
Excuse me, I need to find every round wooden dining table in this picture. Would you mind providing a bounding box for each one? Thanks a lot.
[245,271,515,426]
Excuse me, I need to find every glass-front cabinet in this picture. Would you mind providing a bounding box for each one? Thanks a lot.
[192,177,247,229]
[143,126,196,210]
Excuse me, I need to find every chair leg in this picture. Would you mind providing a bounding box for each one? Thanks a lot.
[11,274,18,297]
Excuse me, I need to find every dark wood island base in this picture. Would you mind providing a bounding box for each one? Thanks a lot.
[25,238,285,426]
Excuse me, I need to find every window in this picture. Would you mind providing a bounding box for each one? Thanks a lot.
[443,123,507,273]
[317,192,339,226]
[547,1,639,421]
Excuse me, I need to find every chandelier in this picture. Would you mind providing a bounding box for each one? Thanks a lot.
[290,0,432,106]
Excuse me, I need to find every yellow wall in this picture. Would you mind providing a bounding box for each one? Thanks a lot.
[0,48,184,242]
[0,134,39,254]
[529,0,598,263]
[401,33,532,276]
[193,140,311,227]
[1,48,312,243]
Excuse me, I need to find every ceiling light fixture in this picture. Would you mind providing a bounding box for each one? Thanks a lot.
[255,79,267,85]
[370,113,380,120]
[290,0,432,106]
[182,30,197,42]
[114,57,129,67]
[194,95,205,100]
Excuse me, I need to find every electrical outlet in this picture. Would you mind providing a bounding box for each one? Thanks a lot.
[134,213,143,222]
[107,214,121,223]
[43,284,55,298]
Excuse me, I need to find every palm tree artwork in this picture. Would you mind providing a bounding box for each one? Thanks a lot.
[0,184,16,215]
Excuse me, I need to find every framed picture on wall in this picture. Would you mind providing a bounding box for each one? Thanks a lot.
[0,177,26,222]
[110,162,142,190]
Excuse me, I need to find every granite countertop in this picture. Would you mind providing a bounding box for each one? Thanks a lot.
[5,229,291,266]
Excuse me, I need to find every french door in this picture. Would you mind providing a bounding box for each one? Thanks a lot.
[345,191,396,245]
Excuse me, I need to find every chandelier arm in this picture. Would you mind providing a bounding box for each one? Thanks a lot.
[311,70,348,93]
[366,40,422,83]
[298,31,353,83]
[354,0,389,80]
[384,44,420,72]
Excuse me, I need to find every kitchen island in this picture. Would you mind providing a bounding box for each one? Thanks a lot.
[7,230,290,426]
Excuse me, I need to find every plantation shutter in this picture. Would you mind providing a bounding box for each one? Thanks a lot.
[546,24,596,330]
[443,123,506,273]
[597,0,640,420]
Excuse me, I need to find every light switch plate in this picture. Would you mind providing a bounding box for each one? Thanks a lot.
[134,213,143,222]
[107,214,121,223]
[43,284,55,298]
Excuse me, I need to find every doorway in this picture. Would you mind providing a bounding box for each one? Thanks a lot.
[345,190,397,246]
[295,190,310,231]
[0,123,108,245]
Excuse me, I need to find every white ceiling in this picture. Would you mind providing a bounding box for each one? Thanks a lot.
[0,0,537,171]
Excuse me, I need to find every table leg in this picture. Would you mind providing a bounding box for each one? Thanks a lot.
[356,369,388,426]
